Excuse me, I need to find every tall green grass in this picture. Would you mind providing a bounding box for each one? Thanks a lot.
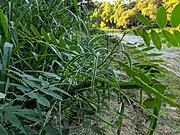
[0,0,179,135]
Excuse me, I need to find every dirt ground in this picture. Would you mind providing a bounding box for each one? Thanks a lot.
[105,97,180,135]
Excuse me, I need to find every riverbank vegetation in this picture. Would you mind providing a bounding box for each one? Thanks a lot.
[0,0,179,135]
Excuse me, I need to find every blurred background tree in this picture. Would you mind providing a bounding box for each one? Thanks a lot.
[90,0,180,29]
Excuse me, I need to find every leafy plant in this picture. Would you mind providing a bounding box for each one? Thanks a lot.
[134,3,180,135]
[0,1,179,135]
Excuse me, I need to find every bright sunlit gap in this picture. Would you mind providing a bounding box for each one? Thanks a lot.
[92,0,136,4]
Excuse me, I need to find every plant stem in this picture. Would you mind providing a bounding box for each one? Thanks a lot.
[59,101,62,135]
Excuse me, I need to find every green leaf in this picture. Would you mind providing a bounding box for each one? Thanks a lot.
[29,93,50,107]
[30,24,41,40]
[41,89,62,101]
[124,67,137,78]
[122,51,132,67]
[5,112,26,134]
[151,30,162,50]
[153,83,166,94]
[156,6,167,28]
[119,81,140,89]
[0,124,8,135]
[174,30,180,45]
[47,86,71,97]
[41,28,50,43]
[138,73,151,84]
[143,98,157,109]
[136,29,143,37]
[19,22,33,37]
[50,33,58,45]
[142,30,150,46]
[141,47,154,52]
[70,45,78,50]
[13,112,43,123]
[135,76,180,107]
[133,30,139,36]
[162,30,178,46]
[0,10,9,41]
[136,13,152,27]
[170,3,180,28]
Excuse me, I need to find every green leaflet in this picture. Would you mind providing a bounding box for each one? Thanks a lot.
[174,30,180,45]
[136,13,152,27]
[153,83,166,95]
[156,6,167,28]
[133,30,139,36]
[170,3,180,28]
[138,73,151,84]
[162,30,178,46]
[143,98,157,109]
[136,29,143,37]
[142,29,150,46]
[135,76,180,107]
[141,47,154,52]
[151,30,162,50]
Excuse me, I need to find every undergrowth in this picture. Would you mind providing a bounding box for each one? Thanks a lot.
[0,1,179,135]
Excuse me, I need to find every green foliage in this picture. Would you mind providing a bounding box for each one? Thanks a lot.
[162,30,178,46]
[143,98,157,109]
[136,13,152,27]
[156,6,167,28]
[0,1,179,135]
[132,4,180,135]
[151,30,162,50]
[170,3,180,28]
[91,1,180,29]
[174,30,180,44]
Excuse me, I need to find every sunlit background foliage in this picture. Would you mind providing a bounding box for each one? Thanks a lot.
[91,0,180,29]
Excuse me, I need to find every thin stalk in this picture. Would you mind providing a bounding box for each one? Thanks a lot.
[98,32,126,68]
[39,101,57,135]
[117,101,124,135]
[140,89,142,105]
[147,98,162,135]
[91,55,98,96]
[59,101,62,135]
